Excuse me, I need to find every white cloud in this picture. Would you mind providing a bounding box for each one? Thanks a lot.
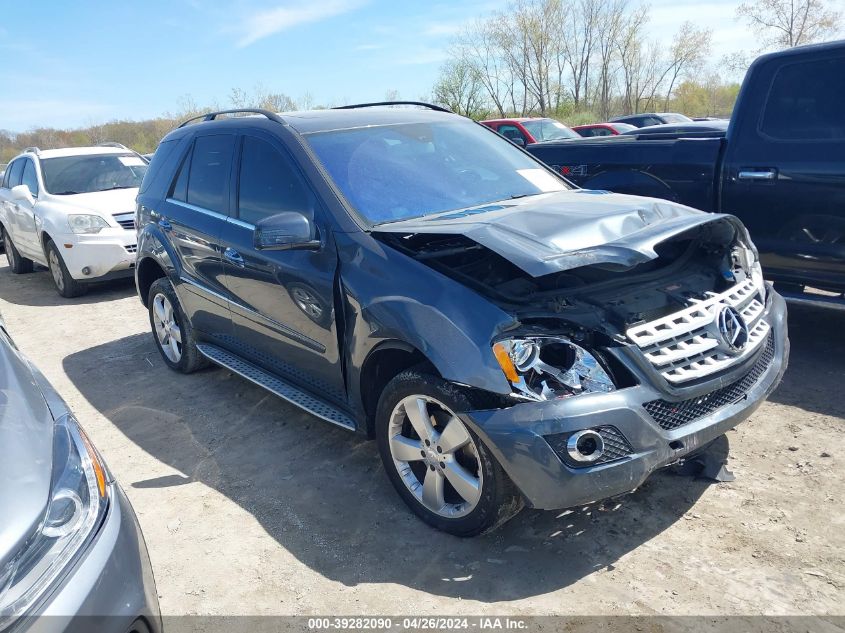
[236,0,369,48]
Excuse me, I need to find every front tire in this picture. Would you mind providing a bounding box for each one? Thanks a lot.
[376,370,523,537]
[4,229,34,274]
[148,277,207,373]
[46,239,87,297]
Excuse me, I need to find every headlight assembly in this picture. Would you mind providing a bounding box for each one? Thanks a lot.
[68,214,109,234]
[492,336,616,401]
[0,414,109,626]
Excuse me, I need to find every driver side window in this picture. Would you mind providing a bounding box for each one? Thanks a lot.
[237,136,314,226]
[21,160,39,197]
[498,125,527,144]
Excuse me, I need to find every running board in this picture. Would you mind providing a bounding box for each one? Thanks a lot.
[780,291,845,312]
[196,344,356,431]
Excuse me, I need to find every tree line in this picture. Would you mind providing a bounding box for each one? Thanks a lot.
[431,0,842,122]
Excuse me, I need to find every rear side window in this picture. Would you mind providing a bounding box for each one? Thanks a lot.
[237,136,312,225]
[170,148,191,202]
[21,160,38,196]
[760,57,845,140]
[186,134,234,214]
[5,159,24,189]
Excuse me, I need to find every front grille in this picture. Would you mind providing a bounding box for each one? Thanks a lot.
[545,425,634,467]
[125,244,137,253]
[626,277,770,384]
[643,332,776,431]
[113,213,135,230]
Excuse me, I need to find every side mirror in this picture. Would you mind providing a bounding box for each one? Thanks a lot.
[11,185,34,203]
[254,211,321,251]
[511,136,527,148]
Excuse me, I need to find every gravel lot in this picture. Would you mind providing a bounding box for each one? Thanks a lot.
[1,260,842,618]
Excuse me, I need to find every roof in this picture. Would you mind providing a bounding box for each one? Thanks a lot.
[164,107,470,142]
[479,117,546,124]
[21,146,133,160]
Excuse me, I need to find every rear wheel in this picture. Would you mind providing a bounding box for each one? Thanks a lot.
[148,277,207,373]
[376,370,523,536]
[3,230,34,274]
[46,239,87,298]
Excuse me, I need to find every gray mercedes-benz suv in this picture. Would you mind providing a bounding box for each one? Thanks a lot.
[0,317,160,632]
[135,103,789,536]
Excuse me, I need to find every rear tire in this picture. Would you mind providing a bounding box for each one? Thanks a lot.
[46,239,87,298]
[148,277,208,373]
[376,370,523,537]
[3,229,34,274]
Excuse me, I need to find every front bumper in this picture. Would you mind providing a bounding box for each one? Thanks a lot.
[53,231,136,281]
[462,291,790,511]
[13,485,161,633]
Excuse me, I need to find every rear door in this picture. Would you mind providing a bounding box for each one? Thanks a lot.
[1,160,23,242]
[220,132,346,404]
[161,134,234,336]
[721,50,845,290]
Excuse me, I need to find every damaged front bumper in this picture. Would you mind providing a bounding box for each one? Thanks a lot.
[460,291,789,511]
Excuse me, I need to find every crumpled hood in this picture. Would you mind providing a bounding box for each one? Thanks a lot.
[0,336,53,568]
[51,187,138,216]
[374,190,733,277]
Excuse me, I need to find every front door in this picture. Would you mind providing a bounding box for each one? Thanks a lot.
[15,159,41,258]
[220,132,346,405]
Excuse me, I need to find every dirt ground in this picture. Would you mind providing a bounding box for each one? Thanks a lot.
[1,260,843,618]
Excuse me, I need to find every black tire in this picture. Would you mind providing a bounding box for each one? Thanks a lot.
[3,228,34,274]
[375,370,523,537]
[45,239,87,298]
[147,277,208,373]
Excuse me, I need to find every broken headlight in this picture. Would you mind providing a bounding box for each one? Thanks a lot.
[732,231,765,300]
[493,337,615,402]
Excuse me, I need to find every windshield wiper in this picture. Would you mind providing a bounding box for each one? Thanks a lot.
[99,185,135,191]
[53,190,81,195]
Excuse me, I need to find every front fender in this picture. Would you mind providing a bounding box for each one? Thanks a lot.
[339,231,515,398]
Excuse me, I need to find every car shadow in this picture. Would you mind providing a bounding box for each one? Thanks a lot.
[0,262,135,307]
[63,332,715,601]
[766,303,845,419]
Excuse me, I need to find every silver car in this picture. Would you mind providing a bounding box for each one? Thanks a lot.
[0,317,160,632]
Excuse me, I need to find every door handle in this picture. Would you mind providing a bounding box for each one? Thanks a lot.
[738,169,777,181]
[224,247,245,267]
[158,218,172,231]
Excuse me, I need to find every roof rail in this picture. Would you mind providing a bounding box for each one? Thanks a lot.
[177,108,285,128]
[23,147,40,155]
[98,142,129,149]
[332,101,453,113]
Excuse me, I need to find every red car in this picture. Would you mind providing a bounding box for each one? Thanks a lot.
[480,117,579,146]
[571,122,637,137]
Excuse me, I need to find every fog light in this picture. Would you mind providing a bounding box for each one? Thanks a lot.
[566,429,605,463]
[81,267,91,276]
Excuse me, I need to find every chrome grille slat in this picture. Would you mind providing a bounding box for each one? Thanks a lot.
[626,278,769,384]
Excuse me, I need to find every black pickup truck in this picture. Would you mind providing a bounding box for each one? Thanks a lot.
[529,41,845,307]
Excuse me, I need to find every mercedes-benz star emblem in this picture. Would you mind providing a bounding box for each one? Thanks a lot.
[718,307,749,353]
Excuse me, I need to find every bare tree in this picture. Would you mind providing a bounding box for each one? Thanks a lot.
[736,0,842,48]
[433,59,486,117]
[661,22,712,110]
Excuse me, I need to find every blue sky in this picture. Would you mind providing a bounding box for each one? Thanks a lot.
[0,0,747,132]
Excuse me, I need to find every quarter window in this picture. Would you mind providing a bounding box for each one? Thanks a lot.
[760,57,845,140]
[237,137,312,225]
[186,135,235,213]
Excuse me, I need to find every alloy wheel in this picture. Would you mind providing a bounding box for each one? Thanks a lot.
[152,292,183,363]
[388,395,483,518]
[48,249,64,292]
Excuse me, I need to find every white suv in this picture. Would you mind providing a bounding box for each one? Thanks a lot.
[0,145,146,297]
